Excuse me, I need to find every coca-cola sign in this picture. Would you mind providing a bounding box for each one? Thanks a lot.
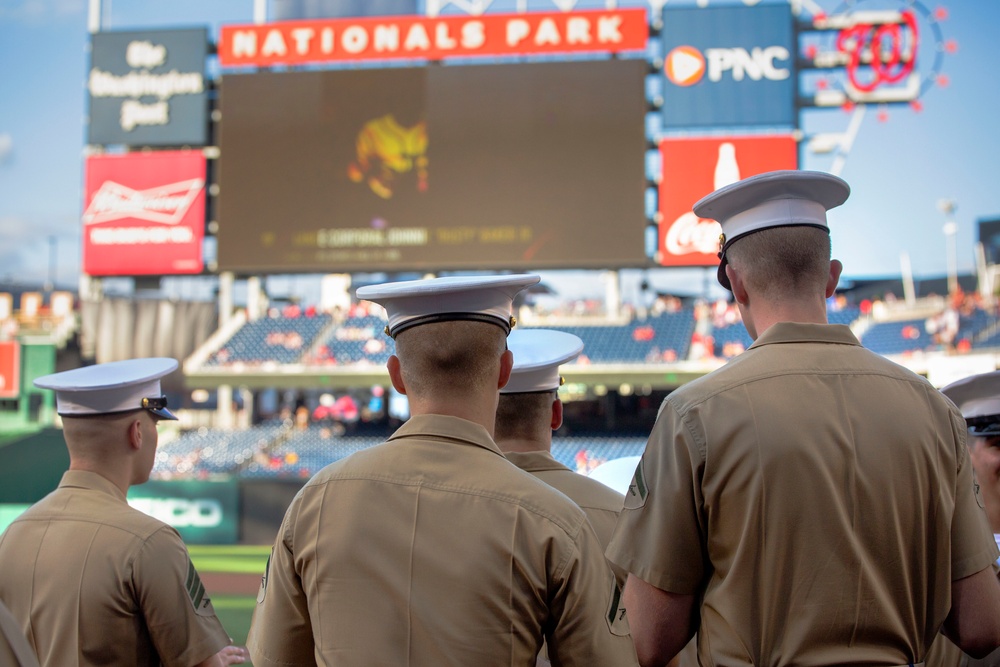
[83,151,206,276]
[658,135,797,268]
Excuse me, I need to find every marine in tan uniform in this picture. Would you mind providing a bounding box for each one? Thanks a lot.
[926,372,1000,666]
[606,171,1000,666]
[0,358,245,667]
[495,328,626,584]
[0,599,38,667]
[247,275,638,667]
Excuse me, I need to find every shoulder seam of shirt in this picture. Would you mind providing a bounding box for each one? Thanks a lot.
[304,474,587,537]
[671,367,936,413]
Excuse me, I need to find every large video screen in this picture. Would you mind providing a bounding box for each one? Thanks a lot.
[217,60,648,273]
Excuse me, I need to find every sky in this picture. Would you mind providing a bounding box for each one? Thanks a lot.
[1,0,998,306]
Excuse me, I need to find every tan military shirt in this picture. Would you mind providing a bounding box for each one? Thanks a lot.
[248,414,638,667]
[505,449,627,586]
[607,323,999,667]
[0,599,38,667]
[0,470,230,667]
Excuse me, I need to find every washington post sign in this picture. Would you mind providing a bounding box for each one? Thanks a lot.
[661,4,795,128]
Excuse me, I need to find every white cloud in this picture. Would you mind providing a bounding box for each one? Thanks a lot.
[0,133,12,165]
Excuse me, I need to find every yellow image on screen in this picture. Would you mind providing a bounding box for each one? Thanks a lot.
[347,113,428,200]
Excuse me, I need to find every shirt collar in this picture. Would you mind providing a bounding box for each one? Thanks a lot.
[58,469,128,502]
[748,321,861,351]
[388,414,505,458]
[503,450,569,473]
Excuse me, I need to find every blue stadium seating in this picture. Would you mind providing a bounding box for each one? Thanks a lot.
[858,318,933,356]
[152,422,286,477]
[206,313,332,366]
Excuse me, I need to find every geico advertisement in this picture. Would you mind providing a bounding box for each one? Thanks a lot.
[127,479,238,544]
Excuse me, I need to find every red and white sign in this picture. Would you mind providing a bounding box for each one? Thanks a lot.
[0,341,20,399]
[83,151,206,276]
[218,8,647,67]
[658,135,797,267]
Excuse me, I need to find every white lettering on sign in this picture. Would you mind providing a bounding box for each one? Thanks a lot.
[89,68,204,100]
[129,498,224,528]
[90,226,195,245]
[665,212,722,256]
[290,27,315,54]
[219,10,641,65]
[120,99,168,131]
[125,40,166,69]
[706,46,790,82]
[84,178,204,226]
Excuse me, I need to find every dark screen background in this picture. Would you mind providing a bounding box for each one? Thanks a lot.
[218,59,648,273]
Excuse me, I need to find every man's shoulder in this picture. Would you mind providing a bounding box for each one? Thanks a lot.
[542,469,625,513]
[668,335,936,410]
[301,439,592,537]
[14,487,173,541]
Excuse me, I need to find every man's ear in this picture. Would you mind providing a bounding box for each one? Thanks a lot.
[727,264,749,306]
[498,349,514,390]
[826,259,843,298]
[127,419,143,451]
[550,397,563,431]
[387,355,406,395]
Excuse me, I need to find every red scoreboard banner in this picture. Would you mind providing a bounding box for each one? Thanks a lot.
[658,135,798,267]
[0,341,20,399]
[218,8,648,67]
[83,151,206,276]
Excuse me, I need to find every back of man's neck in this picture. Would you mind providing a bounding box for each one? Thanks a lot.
[497,437,551,454]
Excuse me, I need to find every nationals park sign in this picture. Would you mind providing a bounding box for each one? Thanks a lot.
[218,8,647,67]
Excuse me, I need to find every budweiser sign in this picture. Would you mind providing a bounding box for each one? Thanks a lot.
[658,135,797,268]
[218,8,647,67]
[83,178,204,226]
[83,151,206,276]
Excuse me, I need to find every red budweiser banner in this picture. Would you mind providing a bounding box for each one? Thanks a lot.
[218,8,647,67]
[83,151,206,276]
[658,135,798,268]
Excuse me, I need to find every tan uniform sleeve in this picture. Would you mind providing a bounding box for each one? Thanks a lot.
[606,399,707,594]
[948,410,1000,580]
[0,601,38,667]
[545,518,639,666]
[246,493,315,667]
[133,527,230,667]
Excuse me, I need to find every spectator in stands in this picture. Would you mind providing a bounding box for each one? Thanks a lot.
[0,599,37,667]
[0,358,245,667]
[925,371,1000,665]
[246,275,638,667]
[607,170,1000,666]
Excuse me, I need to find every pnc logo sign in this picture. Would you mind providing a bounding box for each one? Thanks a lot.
[664,45,705,86]
[665,44,790,86]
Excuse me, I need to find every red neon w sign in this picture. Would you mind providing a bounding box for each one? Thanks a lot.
[836,10,918,93]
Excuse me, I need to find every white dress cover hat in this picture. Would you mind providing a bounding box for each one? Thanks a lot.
[356,274,540,338]
[34,357,179,420]
[501,329,584,394]
[693,169,850,290]
[941,370,1000,435]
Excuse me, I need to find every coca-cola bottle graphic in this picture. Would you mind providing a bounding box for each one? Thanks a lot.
[713,142,740,191]
[665,142,740,258]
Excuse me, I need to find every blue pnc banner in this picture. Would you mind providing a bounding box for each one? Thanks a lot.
[128,479,239,545]
[661,3,795,128]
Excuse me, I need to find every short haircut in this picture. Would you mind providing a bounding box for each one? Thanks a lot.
[394,320,507,398]
[726,226,831,298]
[495,391,557,441]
